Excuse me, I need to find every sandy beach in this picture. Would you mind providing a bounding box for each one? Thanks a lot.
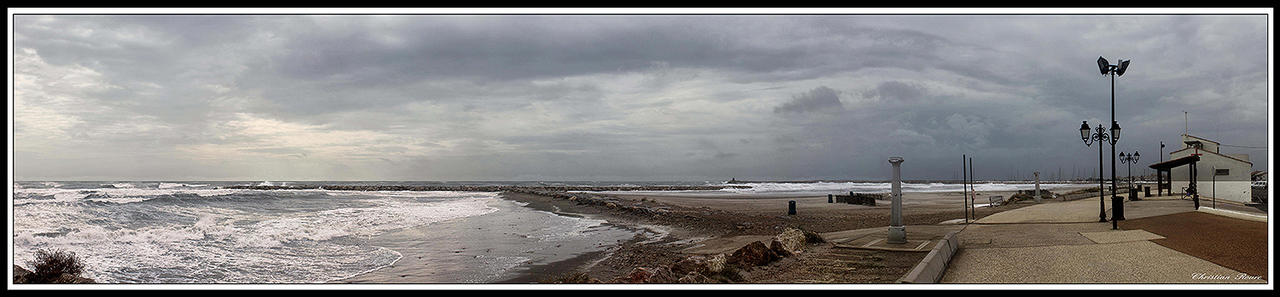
[476,185,1094,283]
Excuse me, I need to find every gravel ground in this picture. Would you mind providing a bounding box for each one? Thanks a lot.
[943,240,1265,283]
[1119,211,1269,279]
[744,245,926,284]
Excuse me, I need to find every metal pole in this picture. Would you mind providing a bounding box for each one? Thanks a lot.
[888,157,906,244]
[1098,125,1107,222]
[1212,166,1216,209]
[1127,159,1132,194]
[963,154,968,223]
[1110,72,1121,222]
[969,157,974,220]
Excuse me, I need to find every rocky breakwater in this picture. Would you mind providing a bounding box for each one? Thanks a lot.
[601,227,824,284]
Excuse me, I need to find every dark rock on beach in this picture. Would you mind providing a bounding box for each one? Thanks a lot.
[12,265,95,284]
[727,241,780,267]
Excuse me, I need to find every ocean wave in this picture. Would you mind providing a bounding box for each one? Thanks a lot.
[12,192,500,283]
[238,197,500,247]
[13,187,251,205]
[158,182,209,189]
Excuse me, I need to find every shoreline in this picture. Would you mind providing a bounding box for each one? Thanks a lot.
[494,191,711,283]
[486,186,1095,283]
[331,185,1096,284]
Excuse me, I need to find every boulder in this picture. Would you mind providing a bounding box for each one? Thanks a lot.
[772,228,807,255]
[677,272,712,284]
[669,256,708,276]
[670,253,727,276]
[617,267,671,284]
[769,240,794,257]
[12,265,93,284]
[705,254,726,273]
[52,273,95,284]
[728,241,779,267]
[13,265,31,284]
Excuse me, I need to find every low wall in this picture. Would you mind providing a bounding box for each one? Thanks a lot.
[898,230,960,284]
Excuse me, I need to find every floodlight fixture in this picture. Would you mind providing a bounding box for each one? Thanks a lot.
[1097,56,1110,75]
[1117,60,1130,76]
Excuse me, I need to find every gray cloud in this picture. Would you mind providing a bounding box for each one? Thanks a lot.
[775,86,844,114]
[11,14,1270,181]
[863,81,927,102]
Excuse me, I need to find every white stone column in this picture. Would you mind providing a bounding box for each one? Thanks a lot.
[1034,171,1042,203]
[888,157,906,244]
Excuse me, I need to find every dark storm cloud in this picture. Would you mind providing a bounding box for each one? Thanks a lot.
[11,13,1270,181]
[775,86,844,114]
[863,81,927,102]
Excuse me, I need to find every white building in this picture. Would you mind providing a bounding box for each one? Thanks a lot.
[1154,134,1254,204]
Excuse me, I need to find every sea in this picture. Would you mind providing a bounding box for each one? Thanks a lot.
[10,180,1080,283]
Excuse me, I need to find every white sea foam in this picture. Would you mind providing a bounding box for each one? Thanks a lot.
[13,187,250,205]
[111,183,137,188]
[12,190,504,283]
[157,182,207,189]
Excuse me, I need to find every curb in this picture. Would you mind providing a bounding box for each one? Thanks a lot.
[897,230,960,284]
[1197,208,1269,223]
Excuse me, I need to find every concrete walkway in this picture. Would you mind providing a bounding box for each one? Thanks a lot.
[976,199,1113,224]
[943,199,1268,284]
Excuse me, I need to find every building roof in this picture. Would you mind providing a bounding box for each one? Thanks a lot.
[1149,154,1200,170]
[1168,146,1252,165]
[1183,134,1221,145]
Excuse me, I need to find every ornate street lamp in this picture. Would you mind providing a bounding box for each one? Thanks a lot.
[1119,151,1140,196]
[1080,121,1112,223]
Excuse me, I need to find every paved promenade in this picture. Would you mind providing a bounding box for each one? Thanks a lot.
[942,198,1269,284]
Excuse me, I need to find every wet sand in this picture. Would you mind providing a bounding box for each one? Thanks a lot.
[338,196,642,284]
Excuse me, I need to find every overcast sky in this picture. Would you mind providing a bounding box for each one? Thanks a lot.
[11,13,1271,181]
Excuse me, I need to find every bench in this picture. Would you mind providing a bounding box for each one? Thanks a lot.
[834,193,881,206]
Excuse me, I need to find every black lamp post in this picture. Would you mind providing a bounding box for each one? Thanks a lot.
[1120,151,1140,196]
[1080,121,1115,223]
[1159,141,1165,162]
[1098,56,1129,223]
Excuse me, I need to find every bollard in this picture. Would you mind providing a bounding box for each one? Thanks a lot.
[1111,196,1125,221]
[1145,186,1151,197]
[788,200,797,215]
[1129,187,1138,201]
[828,194,833,203]
[888,157,906,244]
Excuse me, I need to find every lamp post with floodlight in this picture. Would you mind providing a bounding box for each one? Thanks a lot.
[1097,56,1130,223]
